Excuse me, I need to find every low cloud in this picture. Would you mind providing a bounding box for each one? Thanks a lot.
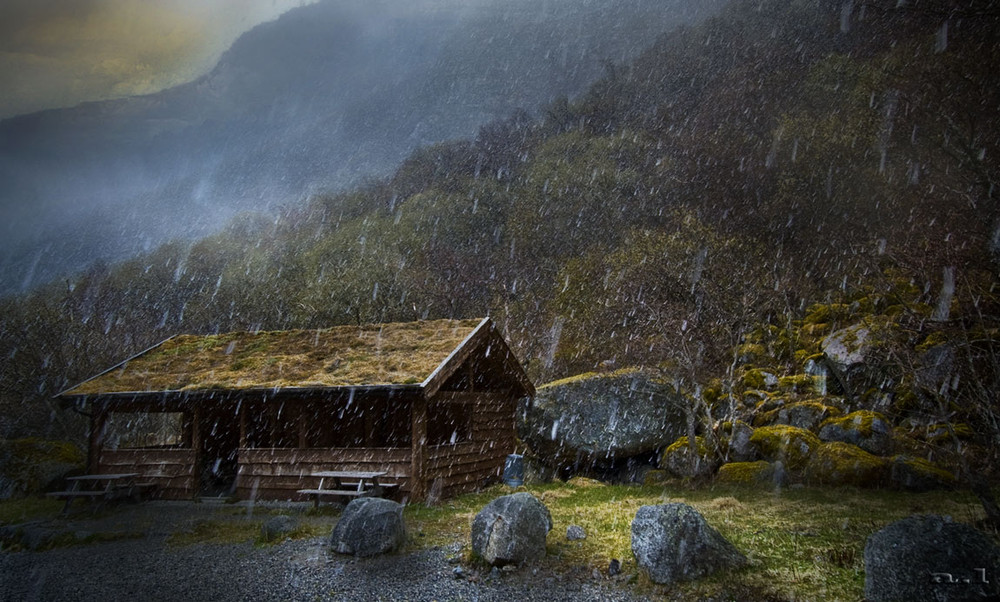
[0,0,315,119]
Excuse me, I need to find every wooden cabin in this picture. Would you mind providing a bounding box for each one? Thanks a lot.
[56,318,534,502]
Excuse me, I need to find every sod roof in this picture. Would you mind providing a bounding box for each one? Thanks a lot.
[62,318,485,396]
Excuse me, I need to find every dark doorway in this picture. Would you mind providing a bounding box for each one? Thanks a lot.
[199,406,240,497]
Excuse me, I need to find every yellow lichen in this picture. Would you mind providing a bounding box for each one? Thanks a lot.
[804,442,889,487]
[749,425,820,470]
[819,410,889,437]
[716,461,774,485]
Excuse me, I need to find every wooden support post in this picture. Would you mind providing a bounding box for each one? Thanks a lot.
[298,402,308,449]
[88,402,107,474]
[239,403,248,450]
[410,396,428,501]
[191,406,202,497]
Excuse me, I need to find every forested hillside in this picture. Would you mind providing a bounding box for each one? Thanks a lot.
[2,0,998,466]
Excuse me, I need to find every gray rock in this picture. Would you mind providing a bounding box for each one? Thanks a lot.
[260,515,298,542]
[566,525,586,541]
[864,515,1000,602]
[518,370,686,470]
[471,492,552,566]
[822,325,871,371]
[631,503,747,585]
[727,421,757,462]
[330,497,406,557]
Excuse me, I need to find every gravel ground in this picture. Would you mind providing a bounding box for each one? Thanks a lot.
[0,502,651,602]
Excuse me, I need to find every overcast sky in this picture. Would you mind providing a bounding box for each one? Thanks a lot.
[0,0,318,120]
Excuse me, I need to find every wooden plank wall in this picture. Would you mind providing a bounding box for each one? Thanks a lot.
[99,449,196,499]
[426,393,516,499]
[235,447,412,501]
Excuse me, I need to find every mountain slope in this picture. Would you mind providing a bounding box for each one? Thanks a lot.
[0,0,724,294]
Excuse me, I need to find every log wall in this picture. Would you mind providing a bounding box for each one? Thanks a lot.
[234,447,412,501]
[98,448,196,499]
[425,393,516,498]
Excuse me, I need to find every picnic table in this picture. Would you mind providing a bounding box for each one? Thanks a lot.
[297,470,396,508]
[46,473,153,515]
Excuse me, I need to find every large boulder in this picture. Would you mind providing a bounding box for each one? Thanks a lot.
[864,515,1000,602]
[518,369,686,470]
[330,497,406,557]
[818,411,894,456]
[471,492,552,566]
[631,503,747,585]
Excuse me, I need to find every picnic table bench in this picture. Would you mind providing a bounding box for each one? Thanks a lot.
[297,470,397,508]
[46,473,155,515]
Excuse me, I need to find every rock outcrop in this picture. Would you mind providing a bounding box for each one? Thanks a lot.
[519,369,686,471]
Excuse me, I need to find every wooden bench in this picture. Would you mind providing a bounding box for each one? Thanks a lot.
[47,473,141,515]
[296,471,396,508]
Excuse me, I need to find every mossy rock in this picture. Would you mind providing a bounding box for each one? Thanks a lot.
[924,423,975,444]
[753,401,842,431]
[721,421,757,462]
[716,461,787,488]
[643,469,670,486]
[659,436,718,479]
[748,426,820,471]
[818,410,894,456]
[741,369,768,390]
[803,442,889,488]
[777,374,823,394]
[736,343,767,364]
[888,456,957,492]
[0,439,85,498]
[751,393,785,414]
[804,303,852,325]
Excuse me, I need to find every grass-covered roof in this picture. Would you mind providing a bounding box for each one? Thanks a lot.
[63,318,485,395]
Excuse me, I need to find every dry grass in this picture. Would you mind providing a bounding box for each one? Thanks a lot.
[65,318,482,394]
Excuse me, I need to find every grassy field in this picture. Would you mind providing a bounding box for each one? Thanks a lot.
[2,481,994,600]
[403,479,994,601]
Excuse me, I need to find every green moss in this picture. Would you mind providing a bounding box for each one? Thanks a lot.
[889,456,956,489]
[715,461,774,485]
[805,442,888,488]
[915,331,949,353]
[778,374,822,394]
[819,411,889,438]
[742,369,767,390]
[749,425,821,470]
[756,401,843,430]
[804,303,851,325]
[540,367,643,389]
[660,436,718,478]
[736,343,767,363]
[924,423,974,443]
